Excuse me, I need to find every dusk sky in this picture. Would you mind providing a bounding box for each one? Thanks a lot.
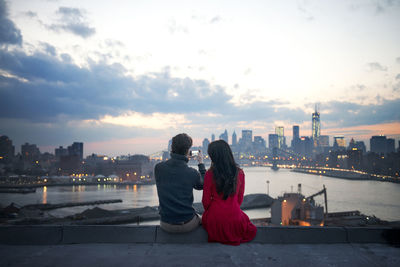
[1,0,399,156]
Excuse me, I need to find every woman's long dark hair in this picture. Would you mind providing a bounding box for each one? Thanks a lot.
[207,140,238,200]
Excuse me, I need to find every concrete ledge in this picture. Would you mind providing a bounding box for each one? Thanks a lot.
[0,226,398,245]
[346,227,398,244]
[62,226,156,244]
[0,226,63,245]
[253,226,348,244]
[155,226,208,243]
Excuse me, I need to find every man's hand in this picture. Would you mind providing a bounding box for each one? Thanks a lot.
[197,150,204,164]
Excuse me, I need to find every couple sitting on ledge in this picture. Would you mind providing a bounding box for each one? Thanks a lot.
[155,133,257,246]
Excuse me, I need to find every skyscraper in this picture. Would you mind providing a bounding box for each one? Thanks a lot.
[241,130,253,152]
[268,134,279,150]
[55,146,68,160]
[275,126,285,149]
[219,129,228,143]
[211,134,215,142]
[202,138,210,154]
[68,142,84,160]
[387,138,395,154]
[253,136,266,153]
[370,135,395,155]
[232,131,237,146]
[293,125,299,140]
[370,135,387,154]
[333,136,346,150]
[21,143,40,162]
[319,135,329,147]
[312,105,321,147]
[0,135,15,163]
[291,125,300,153]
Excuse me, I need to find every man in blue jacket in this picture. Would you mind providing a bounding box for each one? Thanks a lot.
[155,133,206,233]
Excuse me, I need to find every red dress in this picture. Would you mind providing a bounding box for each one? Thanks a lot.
[202,169,257,245]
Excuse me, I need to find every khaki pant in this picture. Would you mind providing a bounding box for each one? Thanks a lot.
[160,214,201,233]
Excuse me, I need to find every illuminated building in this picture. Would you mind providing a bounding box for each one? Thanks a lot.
[271,185,325,226]
[347,148,363,169]
[21,143,40,162]
[299,136,313,157]
[333,136,346,150]
[275,126,285,149]
[0,135,15,163]
[312,106,321,147]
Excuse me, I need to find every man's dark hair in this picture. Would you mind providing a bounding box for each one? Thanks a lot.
[171,133,192,155]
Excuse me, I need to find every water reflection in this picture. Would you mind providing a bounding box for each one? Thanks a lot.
[133,184,137,192]
[43,186,47,204]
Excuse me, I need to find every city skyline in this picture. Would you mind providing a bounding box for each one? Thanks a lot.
[0,0,399,156]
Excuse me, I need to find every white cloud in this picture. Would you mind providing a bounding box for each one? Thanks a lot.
[98,111,190,129]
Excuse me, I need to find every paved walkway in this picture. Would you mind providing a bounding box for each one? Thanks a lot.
[1,243,399,267]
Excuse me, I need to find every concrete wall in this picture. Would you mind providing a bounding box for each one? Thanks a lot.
[0,226,398,245]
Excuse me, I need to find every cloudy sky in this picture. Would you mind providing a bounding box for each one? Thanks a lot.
[0,0,399,156]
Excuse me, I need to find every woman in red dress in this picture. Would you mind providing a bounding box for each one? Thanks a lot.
[202,140,257,245]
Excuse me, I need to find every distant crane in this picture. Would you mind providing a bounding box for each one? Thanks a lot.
[306,184,328,216]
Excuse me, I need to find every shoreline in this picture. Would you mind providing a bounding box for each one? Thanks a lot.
[291,168,400,183]
[0,181,155,190]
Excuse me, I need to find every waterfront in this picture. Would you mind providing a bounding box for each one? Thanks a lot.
[1,167,400,222]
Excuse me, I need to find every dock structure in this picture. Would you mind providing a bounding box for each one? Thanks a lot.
[22,199,123,211]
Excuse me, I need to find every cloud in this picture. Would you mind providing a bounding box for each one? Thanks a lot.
[373,0,400,14]
[367,62,388,72]
[210,16,222,24]
[0,0,22,45]
[24,11,37,18]
[47,7,95,38]
[104,39,124,48]
[322,99,400,127]
[40,42,57,56]
[99,112,190,129]
[1,46,399,152]
[0,48,233,123]
[394,74,400,91]
[168,19,189,34]
[1,47,398,129]
[353,84,366,91]
[297,1,315,21]
[396,57,400,64]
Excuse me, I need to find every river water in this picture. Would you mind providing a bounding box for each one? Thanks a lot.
[1,167,400,222]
